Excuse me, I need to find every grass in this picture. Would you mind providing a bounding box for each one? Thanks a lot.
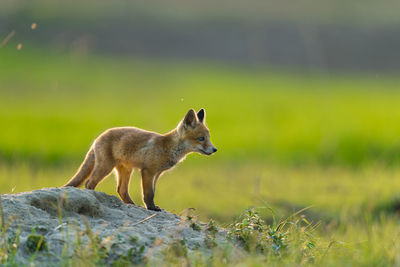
[2,46,400,265]
[2,162,400,222]
[1,47,400,166]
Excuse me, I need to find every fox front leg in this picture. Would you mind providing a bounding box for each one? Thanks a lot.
[141,169,161,211]
[115,165,136,205]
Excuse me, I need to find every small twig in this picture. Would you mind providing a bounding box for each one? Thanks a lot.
[131,213,158,227]
[178,207,195,216]
[1,31,15,48]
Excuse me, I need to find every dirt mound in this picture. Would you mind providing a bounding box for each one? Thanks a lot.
[1,187,225,265]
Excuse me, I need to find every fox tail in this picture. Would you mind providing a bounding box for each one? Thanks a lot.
[63,148,95,187]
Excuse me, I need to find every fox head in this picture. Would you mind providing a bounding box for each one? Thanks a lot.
[178,108,217,156]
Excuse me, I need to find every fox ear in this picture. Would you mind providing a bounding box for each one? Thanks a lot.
[183,109,197,129]
[197,108,205,123]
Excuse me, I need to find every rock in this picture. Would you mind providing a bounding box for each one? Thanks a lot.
[0,187,224,265]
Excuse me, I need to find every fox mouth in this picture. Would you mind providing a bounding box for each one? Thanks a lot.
[199,149,213,155]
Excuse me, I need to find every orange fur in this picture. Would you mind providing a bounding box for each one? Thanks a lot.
[63,109,217,211]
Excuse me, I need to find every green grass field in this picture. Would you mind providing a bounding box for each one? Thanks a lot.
[2,46,400,265]
[2,47,400,166]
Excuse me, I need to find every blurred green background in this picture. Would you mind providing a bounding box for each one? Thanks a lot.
[2,3,400,261]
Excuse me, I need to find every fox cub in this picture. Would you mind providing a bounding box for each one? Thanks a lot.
[64,109,217,211]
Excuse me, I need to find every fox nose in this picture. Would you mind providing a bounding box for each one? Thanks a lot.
[212,147,218,153]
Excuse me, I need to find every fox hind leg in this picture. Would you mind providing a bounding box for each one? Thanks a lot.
[85,161,114,190]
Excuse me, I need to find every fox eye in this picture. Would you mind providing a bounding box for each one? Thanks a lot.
[197,136,205,142]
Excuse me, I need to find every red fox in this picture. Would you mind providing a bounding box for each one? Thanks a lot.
[64,109,217,211]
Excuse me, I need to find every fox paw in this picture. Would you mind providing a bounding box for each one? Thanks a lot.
[148,205,162,212]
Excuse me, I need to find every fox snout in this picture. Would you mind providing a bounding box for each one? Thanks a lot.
[202,144,217,155]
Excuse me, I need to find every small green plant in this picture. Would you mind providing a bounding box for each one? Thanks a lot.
[6,231,20,265]
[186,215,201,231]
[129,236,139,244]
[109,236,145,266]
[69,216,110,265]
[205,219,219,249]
[25,233,48,253]
[228,208,265,252]
[266,225,288,254]
[206,219,218,237]
[7,230,20,255]
[228,207,317,260]
[167,238,188,259]
[110,244,145,266]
